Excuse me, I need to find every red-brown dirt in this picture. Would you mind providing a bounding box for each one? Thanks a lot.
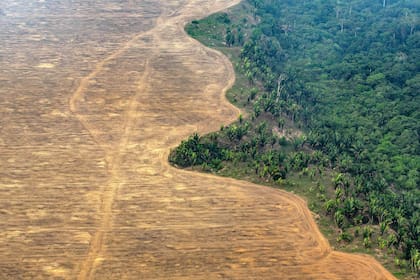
[0,0,397,279]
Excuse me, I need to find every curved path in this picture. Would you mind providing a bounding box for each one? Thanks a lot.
[0,0,396,279]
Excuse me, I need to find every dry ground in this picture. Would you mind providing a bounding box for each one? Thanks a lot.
[0,0,396,279]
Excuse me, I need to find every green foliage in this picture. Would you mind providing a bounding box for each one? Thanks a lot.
[169,133,228,171]
[170,118,295,181]
[185,10,248,48]
[364,237,372,248]
[410,248,420,276]
[338,231,354,243]
[177,0,419,276]
[239,0,419,274]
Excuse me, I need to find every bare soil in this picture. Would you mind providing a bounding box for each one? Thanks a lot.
[0,0,396,279]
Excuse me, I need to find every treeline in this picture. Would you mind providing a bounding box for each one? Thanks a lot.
[243,0,419,273]
[169,121,322,181]
[176,0,419,275]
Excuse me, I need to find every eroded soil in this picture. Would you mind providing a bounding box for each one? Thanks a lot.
[0,0,396,279]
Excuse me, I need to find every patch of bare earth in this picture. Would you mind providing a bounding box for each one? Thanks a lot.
[0,0,396,279]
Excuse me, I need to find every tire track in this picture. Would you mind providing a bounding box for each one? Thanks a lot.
[68,13,166,151]
[67,1,396,279]
[71,28,159,280]
[4,0,397,279]
[75,59,154,280]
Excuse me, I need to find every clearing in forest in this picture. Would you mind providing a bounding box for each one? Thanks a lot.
[0,0,396,279]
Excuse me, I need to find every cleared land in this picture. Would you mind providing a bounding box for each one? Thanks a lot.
[0,0,396,279]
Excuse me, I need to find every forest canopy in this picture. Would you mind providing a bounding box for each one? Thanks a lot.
[174,0,419,276]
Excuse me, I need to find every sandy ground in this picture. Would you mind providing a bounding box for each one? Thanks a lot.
[0,0,396,279]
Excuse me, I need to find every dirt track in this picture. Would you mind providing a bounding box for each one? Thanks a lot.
[0,0,396,279]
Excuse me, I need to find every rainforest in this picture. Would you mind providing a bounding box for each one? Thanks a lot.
[171,0,419,277]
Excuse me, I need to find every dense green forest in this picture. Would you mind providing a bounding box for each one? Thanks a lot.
[171,0,419,277]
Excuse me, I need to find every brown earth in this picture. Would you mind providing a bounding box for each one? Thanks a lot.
[0,0,397,279]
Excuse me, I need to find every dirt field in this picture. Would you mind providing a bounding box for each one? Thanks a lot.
[0,1,397,279]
